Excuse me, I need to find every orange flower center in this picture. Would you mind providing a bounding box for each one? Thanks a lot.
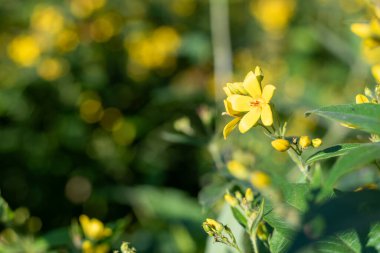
[250,98,264,107]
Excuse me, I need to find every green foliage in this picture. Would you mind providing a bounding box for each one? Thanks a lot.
[306,104,380,135]
[305,143,362,165]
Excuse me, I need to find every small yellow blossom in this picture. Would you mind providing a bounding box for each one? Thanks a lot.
[79,215,112,241]
[299,136,311,149]
[372,64,380,82]
[226,70,276,133]
[271,139,290,152]
[250,171,271,189]
[82,240,110,253]
[227,160,249,179]
[245,188,254,202]
[311,138,322,148]
[224,193,238,207]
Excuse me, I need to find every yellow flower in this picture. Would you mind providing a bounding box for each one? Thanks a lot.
[271,139,290,152]
[7,35,41,67]
[226,160,249,179]
[372,64,380,82]
[311,138,322,148]
[250,171,271,189]
[79,215,112,241]
[82,240,110,253]
[299,136,311,149]
[224,193,238,207]
[226,71,276,133]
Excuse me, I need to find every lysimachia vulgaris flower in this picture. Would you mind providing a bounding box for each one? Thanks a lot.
[222,67,276,139]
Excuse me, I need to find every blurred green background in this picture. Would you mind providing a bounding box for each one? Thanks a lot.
[0,0,376,252]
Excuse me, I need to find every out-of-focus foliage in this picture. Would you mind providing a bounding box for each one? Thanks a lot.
[0,0,378,252]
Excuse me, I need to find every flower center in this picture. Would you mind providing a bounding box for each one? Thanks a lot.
[250,98,264,107]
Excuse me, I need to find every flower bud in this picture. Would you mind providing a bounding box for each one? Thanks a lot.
[206,218,224,232]
[299,136,311,149]
[271,139,290,152]
[245,188,254,202]
[255,66,264,82]
[311,138,322,148]
[224,193,238,207]
[355,94,369,104]
[234,191,242,201]
[227,160,249,180]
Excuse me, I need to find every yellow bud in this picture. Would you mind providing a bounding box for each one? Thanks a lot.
[245,188,254,202]
[255,66,264,82]
[355,94,369,104]
[206,218,223,232]
[271,139,290,152]
[224,193,238,207]
[234,191,242,200]
[299,136,311,149]
[250,171,271,189]
[311,138,322,148]
[227,160,249,179]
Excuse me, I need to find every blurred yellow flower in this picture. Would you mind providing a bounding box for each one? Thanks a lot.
[55,29,80,52]
[250,0,295,33]
[90,16,115,42]
[31,5,64,35]
[37,58,65,81]
[372,64,380,82]
[79,215,112,241]
[170,0,196,17]
[227,160,249,179]
[250,171,271,189]
[125,26,181,69]
[79,98,104,123]
[70,0,106,18]
[226,71,276,133]
[7,35,41,67]
[82,240,110,253]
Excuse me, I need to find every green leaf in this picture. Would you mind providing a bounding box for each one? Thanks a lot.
[306,104,380,135]
[288,191,380,252]
[320,143,380,199]
[269,230,292,253]
[305,143,363,165]
[230,207,248,229]
[312,230,361,253]
[367,223,380,251]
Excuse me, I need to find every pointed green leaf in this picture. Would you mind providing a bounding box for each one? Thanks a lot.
[305,143,363,165]
[306,104,380,135]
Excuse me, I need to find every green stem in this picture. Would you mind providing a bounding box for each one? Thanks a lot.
[251,234,259,253]
[287,149,311,182]
[259,124,273,135]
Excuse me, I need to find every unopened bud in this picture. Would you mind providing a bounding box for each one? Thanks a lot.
[271,139,290,152]
[224,193,238,207]
[311,138,322,148]
[255,66,264,82]
[206,218,224,232]
[250,171,271,189]
[299,136,311,149]
[234,191,242,201]
[245,188,254,202]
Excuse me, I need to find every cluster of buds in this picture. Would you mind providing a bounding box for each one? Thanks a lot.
[202,219,240,250]
[271,136,322,153]
[224,188,255,211]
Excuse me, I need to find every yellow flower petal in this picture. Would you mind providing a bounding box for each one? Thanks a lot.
[223,86,232,96]
[350,23,371,38]
[262,84,276,103]
[355,94,369,104]
[239,107,261,133]
[227,94,252,112]
[261,104,273,126]
[223,117,240,139]
[372,64,380,82]
[223,100,238,116]
[243,71,262,98]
